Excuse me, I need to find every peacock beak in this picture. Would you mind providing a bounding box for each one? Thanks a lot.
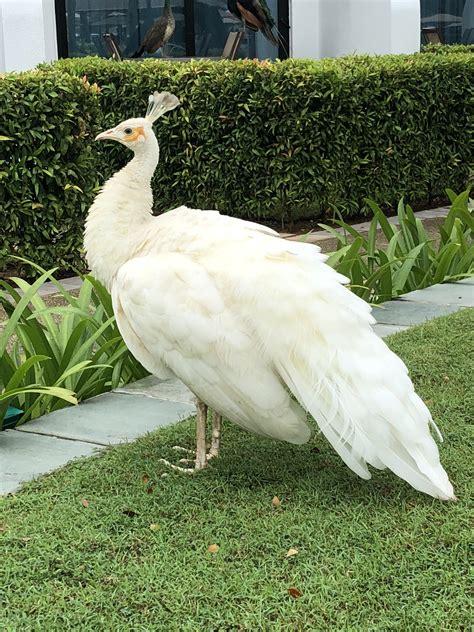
[95,128,117,141]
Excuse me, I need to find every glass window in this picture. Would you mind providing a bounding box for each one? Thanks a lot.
[61,0,287,59]
[193,0,281,60]
[64,0,185,59]
[421,0,474,45]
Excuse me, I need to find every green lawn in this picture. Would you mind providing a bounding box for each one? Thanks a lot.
[1,309,472,631]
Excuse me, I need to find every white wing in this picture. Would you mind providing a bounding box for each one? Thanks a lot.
[113,253,312,445]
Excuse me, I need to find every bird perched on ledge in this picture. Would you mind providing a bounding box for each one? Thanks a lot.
[132,0,175,58]
[227,0,279,47]
[84,91,455,501]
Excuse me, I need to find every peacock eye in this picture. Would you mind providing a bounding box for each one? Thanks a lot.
[124,127,133,135]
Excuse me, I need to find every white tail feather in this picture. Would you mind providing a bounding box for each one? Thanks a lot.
[275,329,455,499]
[256,250,456,500]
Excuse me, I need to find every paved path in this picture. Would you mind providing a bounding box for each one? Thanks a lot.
[1,278,472,495]
[281,206,449,243]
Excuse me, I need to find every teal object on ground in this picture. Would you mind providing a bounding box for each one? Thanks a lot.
[2,406,23,430]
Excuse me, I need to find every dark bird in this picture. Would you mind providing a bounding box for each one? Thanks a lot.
[227,0,278,46]
[103,33,122,61]
[132,0,175,58]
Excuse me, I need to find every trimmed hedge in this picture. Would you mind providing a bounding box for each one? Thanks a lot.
[421,43,474,54]
[2,52,474,272]
[51,54,474,220]
[0,71,100,271]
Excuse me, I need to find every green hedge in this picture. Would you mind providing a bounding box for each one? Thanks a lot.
[51,54,474,221]
[421,43,474,54]
[2,52,473,272]
[0,71,99,271]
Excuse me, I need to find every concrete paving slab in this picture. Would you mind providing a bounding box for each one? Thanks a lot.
[115,376,195,406]
[35,277,82,297]
[17,393,194,446]
[375,301,461,327]
[0,430,102,495]
[456,277,474,286]
[282,205,449,241]
[415,208,449,218]
[372,323,409,338]
[399,283,474,307]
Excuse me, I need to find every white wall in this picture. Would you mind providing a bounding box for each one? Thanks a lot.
[290,0,320,59]
[291,0,420,59]
[0,0,58,73]
[391,0,421,54]
[0,3,6,72]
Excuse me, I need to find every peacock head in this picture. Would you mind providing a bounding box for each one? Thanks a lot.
[95,91,180,150]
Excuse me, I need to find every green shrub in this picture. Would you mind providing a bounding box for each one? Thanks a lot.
[0,262,148,428]
[50,54,474,221]
[322,189,473,303]
[421,43,474,54]
[0,71,100,273]
[1,52,473,273]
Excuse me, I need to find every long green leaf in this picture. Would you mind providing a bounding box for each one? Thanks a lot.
[0,269,57,356]
[392,243,427,294]
[432,242,462,284]
[364,198,396,241]
[0,386,77,405]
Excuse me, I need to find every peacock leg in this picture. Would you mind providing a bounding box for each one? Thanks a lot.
[194,399,208,469]
[208,411,222,459]
[159,398,208,473]
[173,409,221,462]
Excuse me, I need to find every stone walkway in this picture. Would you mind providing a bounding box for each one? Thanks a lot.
[1,278,472,495]
[280,206,449,244]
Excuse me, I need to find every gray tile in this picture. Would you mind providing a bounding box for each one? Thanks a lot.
[17,392,194,446]
[60,280,82,290]
[287,232,333,243]
[375,301,462,327]
[36,277,83,297]
[284,206,449,243]
[372,323,409,338]
[0,430,101,495]
[456,277,474,286]
[114,376,195,406]
[414,208,449,218]
[353,221,371,231]
[400,283,474,307]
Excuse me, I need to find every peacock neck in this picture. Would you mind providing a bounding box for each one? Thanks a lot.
[84,138,159,289]
[120,143,159,185]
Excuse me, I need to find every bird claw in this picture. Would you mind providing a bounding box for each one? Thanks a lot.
[158,458,201,474]
[172,445,195,455]
[159,448,217,473]
[160,409,221,473]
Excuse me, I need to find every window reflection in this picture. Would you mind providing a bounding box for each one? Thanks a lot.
[65,0,185,59]
[63,0,282,60]
[421,0,474,45]
[193,0,280,60]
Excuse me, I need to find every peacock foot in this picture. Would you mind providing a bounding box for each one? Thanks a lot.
[158,456,207,474]
[158,404,222,474]
[158,445,203,473]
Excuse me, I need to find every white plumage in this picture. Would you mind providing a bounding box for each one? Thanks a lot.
[85,92,455,500]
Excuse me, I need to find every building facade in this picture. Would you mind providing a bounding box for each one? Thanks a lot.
[0,1,472,73]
